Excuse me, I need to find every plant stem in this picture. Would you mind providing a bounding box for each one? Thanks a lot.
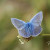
[41,34,50,36]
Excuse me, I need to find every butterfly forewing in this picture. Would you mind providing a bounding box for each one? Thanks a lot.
[11,18,25,30]
[30,11,43,26]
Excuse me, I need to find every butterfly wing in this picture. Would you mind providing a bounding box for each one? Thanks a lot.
[11,18,25,30]
[11,18,30,38]
[32,25,42,37]
[30,11,43,36]
[18,26,31,38]
[30,11,43,26]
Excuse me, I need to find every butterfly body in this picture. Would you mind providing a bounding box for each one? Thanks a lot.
[11,11,43,39]
[19,22,34,38]
[25,22,34,35]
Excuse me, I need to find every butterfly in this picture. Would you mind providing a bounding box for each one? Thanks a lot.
[11,11,43,39]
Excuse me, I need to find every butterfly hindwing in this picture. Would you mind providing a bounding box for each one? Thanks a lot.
[32,25,42,37]
[18,26,31,38]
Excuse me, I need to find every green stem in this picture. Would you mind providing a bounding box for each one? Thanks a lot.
[41,34,50,36]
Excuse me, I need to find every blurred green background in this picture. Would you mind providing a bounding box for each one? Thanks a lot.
[0,0,50,50]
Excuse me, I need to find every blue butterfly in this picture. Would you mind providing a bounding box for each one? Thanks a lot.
[11,11,43,38]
